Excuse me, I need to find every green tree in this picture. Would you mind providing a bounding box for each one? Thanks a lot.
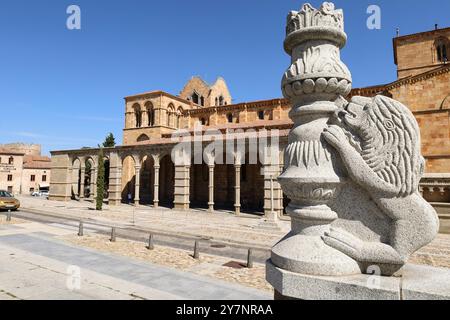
[96,148,105,211]
[103,133,116,148]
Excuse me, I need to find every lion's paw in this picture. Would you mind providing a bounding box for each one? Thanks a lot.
[322,227,363,261]
[322,125,349,150]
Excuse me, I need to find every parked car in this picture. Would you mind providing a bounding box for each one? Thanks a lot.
[0,190,20,211]
[31,190,49,198]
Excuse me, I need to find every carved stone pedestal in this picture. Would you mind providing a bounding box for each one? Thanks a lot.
[267,260,450,300]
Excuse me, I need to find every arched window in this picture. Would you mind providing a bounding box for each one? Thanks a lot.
[167,104,175,127]
[227,113,233,123]
[0,157,2,163]
[258,110,264,120]
[137,134,150,142]
[435,37,449,63]
[133,104,142,128]
[8,157,14,165]
[177,107,183,129]
[200,96,205,107]
[215,97,218,106]
[191,92,199,105]
[218,96,224,106]
[200,118,207,126]
[145,102,155,127]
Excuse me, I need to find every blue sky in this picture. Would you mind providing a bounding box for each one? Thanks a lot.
[0,0,449,155]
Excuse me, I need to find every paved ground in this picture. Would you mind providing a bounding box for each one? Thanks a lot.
[0,221,271,300]
[17,196,290,248]
[13,210,273,264]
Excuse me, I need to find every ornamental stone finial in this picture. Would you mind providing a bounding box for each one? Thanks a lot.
[269,1,439,282]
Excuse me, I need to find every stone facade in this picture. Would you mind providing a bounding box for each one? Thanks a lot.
[179,77,232,108]
[0,144,51,195]
[50,26,450,210]
[394,27,450,79]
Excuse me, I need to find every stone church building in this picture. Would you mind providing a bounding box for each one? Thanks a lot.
[49,26,450,214]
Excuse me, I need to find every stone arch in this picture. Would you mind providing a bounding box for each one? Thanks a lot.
[139,155,155,205]
[85,157,96,198]
[226,113,233,123]
[240,152,264,215]
[191,91,200,105]
[167,103,175,127]
[102,155,111,200]
[71,158,82,199]
[137,134,150,143]
[199,117,209,126]
[133,103,142,128]
[190,149,209,209]
[218,95,225,106]
[212,149,236,211]
[121,155,136,203]
[441,94,450,110]
[159,154,175,207]
[145,101,155,127]
[177,106,184,129]
[434,37,449,63]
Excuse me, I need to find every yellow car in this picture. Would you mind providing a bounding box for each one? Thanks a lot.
[0,190,20,211]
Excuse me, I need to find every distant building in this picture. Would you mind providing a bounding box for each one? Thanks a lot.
[0,144,51,195]
[50,26,450,211]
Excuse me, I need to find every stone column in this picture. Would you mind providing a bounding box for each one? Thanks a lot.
[153,165,160,208]
[174,165,190,210]
[48,154,72,202]
[234,164,241,215]
[263,165,282,220]
[90,168,95,199]
[108,153,122,206]
[92,167,97,199]
[79,166,86,200]
[134,165,141,206]
[142,110,148,127]
[208,165,215,212]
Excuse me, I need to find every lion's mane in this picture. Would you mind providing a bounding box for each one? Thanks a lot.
[353,96,424,197]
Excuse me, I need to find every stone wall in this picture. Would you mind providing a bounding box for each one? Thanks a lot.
[389,69,450,112]
[0,153,24,195]
[49,154,71,201]
[388,69,450,173]
[0,143,41,157]
[180,77,232,107]
[21,168,51,194]
[394,27,450,78]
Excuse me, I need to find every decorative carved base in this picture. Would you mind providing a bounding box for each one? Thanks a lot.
[271,233,361,276]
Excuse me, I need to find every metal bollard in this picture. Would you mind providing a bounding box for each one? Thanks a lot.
[247,249,254,269]
[110,227,116,242]
[78,221,84,237]
[193,240,200,260]
[147,234,154,250]
[6,210,12,222]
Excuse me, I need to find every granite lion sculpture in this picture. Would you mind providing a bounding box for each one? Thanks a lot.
[322,95,439,273]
